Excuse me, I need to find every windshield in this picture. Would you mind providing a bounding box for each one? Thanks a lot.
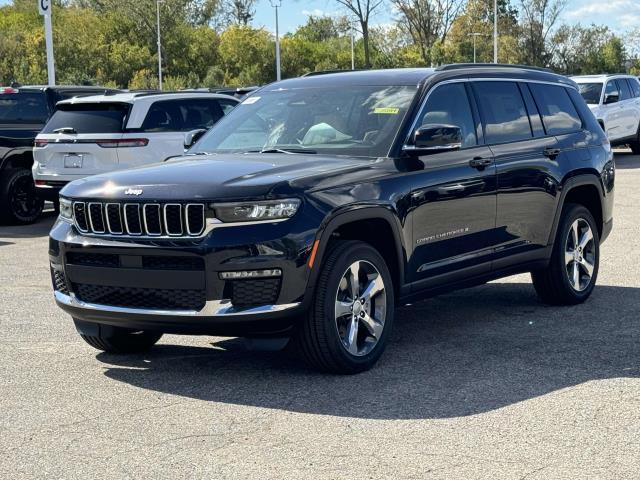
[0,91,49,124]
[577,83,603,104]
[42,103,129,134]
[191,85,418,158]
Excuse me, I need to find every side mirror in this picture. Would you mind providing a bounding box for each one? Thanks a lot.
[184,129,207,150]
[403,124,462,155]
[604,94,619,105]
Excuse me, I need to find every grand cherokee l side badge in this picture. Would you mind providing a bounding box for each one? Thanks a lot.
[124,188,143,196]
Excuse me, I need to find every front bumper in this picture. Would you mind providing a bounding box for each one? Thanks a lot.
[49,211,320,336]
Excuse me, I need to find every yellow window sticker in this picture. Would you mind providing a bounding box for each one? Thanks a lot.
[373,107,399,114]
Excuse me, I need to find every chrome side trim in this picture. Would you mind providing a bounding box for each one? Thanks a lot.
[54,291,301,317]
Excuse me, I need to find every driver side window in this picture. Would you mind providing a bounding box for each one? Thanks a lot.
[418,83,477,148]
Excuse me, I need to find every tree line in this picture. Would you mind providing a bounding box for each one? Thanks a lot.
[0,0,635,89]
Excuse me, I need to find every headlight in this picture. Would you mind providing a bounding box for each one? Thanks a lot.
[59,197,73,222]
[213,199,301,223]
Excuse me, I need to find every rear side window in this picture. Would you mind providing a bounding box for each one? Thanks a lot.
[218,98,238,115]
[472,81,532,144]
[180,99,225,130]
[418,83,477,148]
[628,78,640,97]
[142,99,229,132]
[604,81,619,100]
[0,91,49,124]
[42,103,129,134]
[617,79,632,100]
[529,84,582,135]
[577,83,603,104]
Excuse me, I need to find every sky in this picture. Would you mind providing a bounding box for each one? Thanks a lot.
[252,0,640,35]
[0,0,636,35]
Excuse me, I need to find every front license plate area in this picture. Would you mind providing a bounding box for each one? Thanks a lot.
[64,154,83,168]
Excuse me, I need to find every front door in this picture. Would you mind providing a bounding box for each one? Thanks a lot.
[407,82,497,286]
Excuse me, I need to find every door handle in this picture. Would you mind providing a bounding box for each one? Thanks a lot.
[543,148,561,159]
[469,157,492,170]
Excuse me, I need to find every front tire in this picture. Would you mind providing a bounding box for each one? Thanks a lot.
[531,204,599,305]
[0,168,44,224]
[76,320,163,354]
[294,240,395,374]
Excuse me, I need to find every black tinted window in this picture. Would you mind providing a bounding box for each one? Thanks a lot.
[218,98,238,115]
[180,99,225,130]
[141,101,181,132]
[473,82,532,144]
[529,84,582,135]
[418,83,477,148]
[604,81,619,99]
[42,103,128,133]
[617,79,632,100]
[629,78,640,98]
[0,91,48,124]
[577,83,602,104]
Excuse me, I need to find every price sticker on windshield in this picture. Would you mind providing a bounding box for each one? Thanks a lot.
[373,107,399,114]
[243,96,260,105]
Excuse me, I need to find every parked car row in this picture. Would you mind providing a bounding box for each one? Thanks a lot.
[0,86,241,224]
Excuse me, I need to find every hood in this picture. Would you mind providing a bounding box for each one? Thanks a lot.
[60,153,381,201]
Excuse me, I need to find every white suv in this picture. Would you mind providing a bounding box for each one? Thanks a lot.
[32,92,239,199]
[572,74,640,152]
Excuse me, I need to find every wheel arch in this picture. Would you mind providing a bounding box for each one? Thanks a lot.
[548,174,605,244]
[0,148,34,172]
[305,206,407,303]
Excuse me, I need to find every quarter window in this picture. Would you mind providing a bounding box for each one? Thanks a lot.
[418,83,477,148]
[529,84,582,135]
[472,81,532,144]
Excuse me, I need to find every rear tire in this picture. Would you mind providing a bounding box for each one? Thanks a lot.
[0,168,44,224]
[76,321,163,354]
[531,203,599,305]
[293,240,395,374]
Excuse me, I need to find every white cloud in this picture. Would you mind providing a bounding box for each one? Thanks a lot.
[301,9,326,17]
[565,0,640,29]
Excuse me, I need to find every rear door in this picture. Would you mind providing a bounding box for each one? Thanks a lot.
[34,103,128,178]
[601,80,625,141]
[471,80,561,269]
[616,79,640,139]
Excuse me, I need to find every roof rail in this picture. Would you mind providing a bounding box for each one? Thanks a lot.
[302,70,358,77]
[436,63,554,74]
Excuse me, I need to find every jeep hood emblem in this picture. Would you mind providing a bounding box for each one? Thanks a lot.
[124,188,143,196]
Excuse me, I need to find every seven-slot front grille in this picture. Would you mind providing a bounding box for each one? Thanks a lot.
[72,202,206,237]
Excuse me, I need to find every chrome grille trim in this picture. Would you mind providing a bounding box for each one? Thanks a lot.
[186,203,205,236]
[143,204,162,236]
[71,201,207,239]
[123,203,142,235]
[164,203,183,236]
[105,203,123,234]
[87,202,105,233]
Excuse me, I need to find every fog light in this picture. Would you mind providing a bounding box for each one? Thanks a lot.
[219,269,282,280]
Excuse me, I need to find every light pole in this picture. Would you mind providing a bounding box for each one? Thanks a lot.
[493,0,498,63]
[270,0,282,81]
[156,0,163,90]
[468,33,482,63]
[351,20,355,70]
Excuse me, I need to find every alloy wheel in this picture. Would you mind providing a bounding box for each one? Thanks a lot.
[565,218,596,292]
[334,260,387,357]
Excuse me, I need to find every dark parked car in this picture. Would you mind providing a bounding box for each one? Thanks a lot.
[49,66,614,373]
[0,85,119,224]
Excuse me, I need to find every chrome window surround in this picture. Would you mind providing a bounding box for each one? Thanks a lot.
[54,290,300,317]
[403,77,581,150]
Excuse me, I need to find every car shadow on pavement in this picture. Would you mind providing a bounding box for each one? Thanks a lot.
[0,211,56,239]
[97,282,640,419]
[613,151,640,170]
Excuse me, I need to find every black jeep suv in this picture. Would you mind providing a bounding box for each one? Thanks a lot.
[49,66,614,373]
[0,85,117,224]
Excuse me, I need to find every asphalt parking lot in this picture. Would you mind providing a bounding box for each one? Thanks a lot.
[1,151,639,479]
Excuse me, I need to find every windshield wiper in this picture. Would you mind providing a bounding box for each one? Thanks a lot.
[184,151,216,156]
[246,147,317,155]
[52,127,77,134]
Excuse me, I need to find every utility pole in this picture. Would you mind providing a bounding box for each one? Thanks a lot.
[469,33,482,63]
[493,0,498,63]
[156,0,163,90]
[351,20,355,70]
[38,0,55,85]
[270,0,282,81]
